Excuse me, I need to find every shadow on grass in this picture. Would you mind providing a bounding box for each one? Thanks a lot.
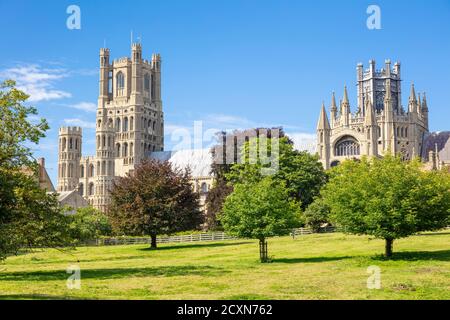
[0,265,227,282]
[274,256,352,263]
[0,294,86,300]
[416,232,450,237]
[372,249,450,261]
[139,241,251,251]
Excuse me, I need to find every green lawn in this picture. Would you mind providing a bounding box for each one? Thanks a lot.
[0,232,449,300]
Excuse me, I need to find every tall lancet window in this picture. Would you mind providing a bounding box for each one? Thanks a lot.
[116,71,125,96]
[144,73,151,98]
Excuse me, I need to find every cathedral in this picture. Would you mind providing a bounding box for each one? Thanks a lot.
[57,42,164,212]
[316,59,431,169]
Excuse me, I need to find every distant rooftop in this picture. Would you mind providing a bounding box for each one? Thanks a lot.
[150,149,213,177]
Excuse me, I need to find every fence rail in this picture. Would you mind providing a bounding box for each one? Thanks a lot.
[83,226,338,247]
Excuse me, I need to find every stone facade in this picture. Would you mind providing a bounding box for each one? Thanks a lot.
[57,42,164,212]
[317,59,429,169]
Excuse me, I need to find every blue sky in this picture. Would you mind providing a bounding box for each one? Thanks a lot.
[1,0,450,184]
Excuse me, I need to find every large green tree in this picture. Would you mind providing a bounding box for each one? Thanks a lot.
[0,80,71,260]
[225,136,327,209]
[322,155,450,257]
[220,177,301,262]
[108,159,203,248]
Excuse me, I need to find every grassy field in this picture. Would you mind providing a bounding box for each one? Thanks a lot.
[0,232,449,300]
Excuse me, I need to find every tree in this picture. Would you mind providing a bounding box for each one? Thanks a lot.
[205,128,287,229]
[322,155,450,257]
[0,80,71,261]
[69,207,112,243]
[108,159,203,248]
[220,177,301,262]
[225,136,327,209]
[304,197,331,232]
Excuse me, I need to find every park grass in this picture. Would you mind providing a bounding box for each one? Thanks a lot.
[0,231,449,300]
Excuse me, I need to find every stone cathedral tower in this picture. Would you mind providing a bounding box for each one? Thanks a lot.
[317,59,429,169]
[57,41,164,212]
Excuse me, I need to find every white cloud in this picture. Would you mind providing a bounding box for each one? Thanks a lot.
[63,118,96,129]
[0,64,71,102]
[68,102,97,113]
[288,132,317,154]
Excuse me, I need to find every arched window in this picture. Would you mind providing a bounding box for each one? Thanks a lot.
[401,127,404,137]
[102,160,106,175]
[116,118,121,132]
[152,121,156,131]
[123,117,128,132]
[130,116,134,131]
[123,143,128,157]
[68,163,74,178]
[144,74,150,92]
[89,183,94,196]
[69,138,73,149]
[75,138,78,150]
[98,119,102,128]
[405,127,408,137]
[334,136,360,156]
[89,164,94,177]
[79,183,84,196]
[102,135,106,147]
[80,165,84,178]
[148,119,152,131]
[130,142,134,156]
[116,143,121,157]
[116,71,125,95]
[61,163,66,177]
[201,182,208,193]
[107,136,112,147]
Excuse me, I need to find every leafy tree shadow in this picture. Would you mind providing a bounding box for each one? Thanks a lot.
[274,256,352,263]
[139,241,251,251]
[372,250,450,261]
[0,265,227,282]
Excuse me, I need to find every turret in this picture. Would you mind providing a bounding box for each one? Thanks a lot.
[422,92,429,130]
[364,96,378,156]
[131,43,143,101]
[330,91,337,127]
[317,102,331,169]
[408,83,418,114]
[57,127,82,192]
[151,53,162,102]
[341,86,350,127]
[99,48,110,102]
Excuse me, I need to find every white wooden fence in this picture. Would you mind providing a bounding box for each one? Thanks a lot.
[85,226,338,247]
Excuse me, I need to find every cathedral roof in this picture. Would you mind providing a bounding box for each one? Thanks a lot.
[421,131,450,162]
[150,149,213,177]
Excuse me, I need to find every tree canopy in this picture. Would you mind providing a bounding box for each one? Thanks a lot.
[108,159,203,248]
[321,155,450,257]
[220,177,301,262]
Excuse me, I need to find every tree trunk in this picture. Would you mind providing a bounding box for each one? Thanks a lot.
[150,234,157,249]
[259,238,268,263]
[385,238,394,258]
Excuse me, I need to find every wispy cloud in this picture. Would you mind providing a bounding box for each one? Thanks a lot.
[0,64,71,102]
[288,132,317,153]
[66,101,97,113]
[63,118,96,129]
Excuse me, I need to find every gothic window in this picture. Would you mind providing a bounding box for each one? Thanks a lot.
[89,183,94,196]
[108,71,113,94]
[97,161,100,176]
[130,142,134,156]
[123,117,128,132]
[97,135,100,148]
[107,136,111,147]
[201,182,208,193]
[98,119,102,128]
[405,128,408,138]
[89,164,94,177]
[116,143,121,157]
[68,163,74,178]
[123,143,128,157]
[69,138,73,149]
[144,74,150,92]
[116,118,121,132]
[116,71,125,95]
[75,138,78,150]
[334,136,360,156]
[102,135,106,147]
[61,163,66,177]
[152,121,156,131]
[102,161,106,175]
[130,116,134,131]
[80,165,84,178]
[148,119,152,132]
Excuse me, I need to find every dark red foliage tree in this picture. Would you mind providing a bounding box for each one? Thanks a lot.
[108,159,203,248]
